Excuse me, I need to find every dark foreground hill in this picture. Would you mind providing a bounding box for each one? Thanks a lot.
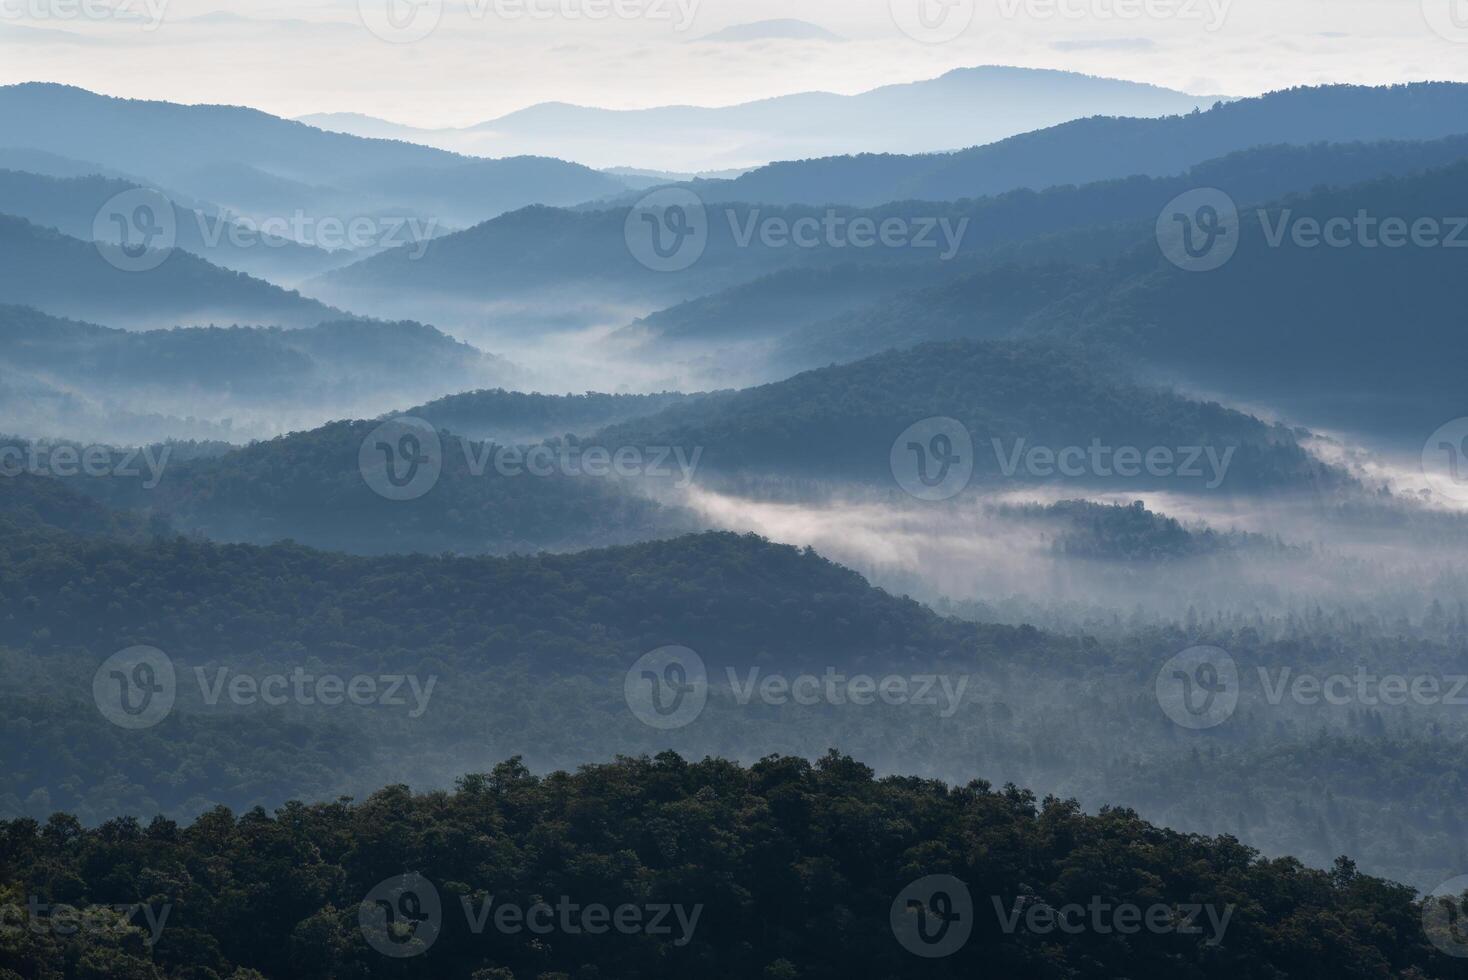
[0,752,1456,979]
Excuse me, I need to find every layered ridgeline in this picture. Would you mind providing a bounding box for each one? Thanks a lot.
[407,388,700,444]
[44,420,700,555]
[316,130,1468,332]
[33,340,1341,558]
[780,159,1468,437]
[0,753,1456,980]
[594,340,1342,494]
[0,306,515,443]
[0,83,632,227]
[8,477,1468,891]
[298,65,1222,171]
[0,169,357,283]
[0,215,342,329]
[690,81,1468,206]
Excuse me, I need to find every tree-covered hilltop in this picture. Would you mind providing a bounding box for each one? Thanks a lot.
[0,752,1456,980]
[405,388,699,444]
[52,419,698,556]
[0,215,341,330]
[596,340,1343,493]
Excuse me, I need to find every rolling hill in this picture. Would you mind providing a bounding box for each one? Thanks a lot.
[689,82,1468,206]
[0,83,632,227]
[0,214,343,328]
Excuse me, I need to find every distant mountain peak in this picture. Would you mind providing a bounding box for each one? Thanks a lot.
[697,19,844,43]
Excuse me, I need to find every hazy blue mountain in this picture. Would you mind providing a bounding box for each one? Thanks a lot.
[0,169,352,283]
[0,305,516,443]
[689,82,1468,206]
[318,132,1468,335]
[781,159,1468,438]
[594,340,1342,494]
[298,66,1221,172]
[697,19,845,42]
[0,214,341,328]
[63,420,700,555]
[0,83,632,226]
[407,388,700,443]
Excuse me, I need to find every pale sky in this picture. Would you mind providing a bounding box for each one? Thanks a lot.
[0,0,1464,127]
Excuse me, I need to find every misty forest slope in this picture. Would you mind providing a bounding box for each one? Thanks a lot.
[699,82,1468,205]
[0,215,342,328]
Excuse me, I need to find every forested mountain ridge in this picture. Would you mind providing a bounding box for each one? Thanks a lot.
[692,81,1468,206]
[594,340,1345,493]
[0,752,1455,979]
[0,215,343,329]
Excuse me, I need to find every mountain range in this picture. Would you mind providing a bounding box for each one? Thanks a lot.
[297,66,1222,172]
